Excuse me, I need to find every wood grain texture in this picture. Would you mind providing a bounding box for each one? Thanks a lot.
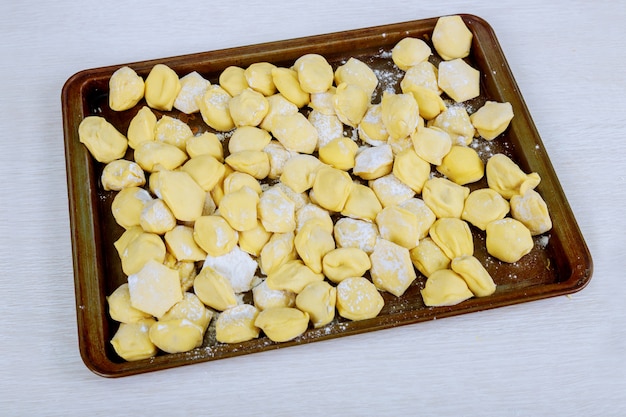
[1,0,624,416]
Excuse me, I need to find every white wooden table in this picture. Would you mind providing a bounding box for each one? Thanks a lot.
[1,1,624,415]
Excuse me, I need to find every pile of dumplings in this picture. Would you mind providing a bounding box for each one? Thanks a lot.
[78,15,552,362]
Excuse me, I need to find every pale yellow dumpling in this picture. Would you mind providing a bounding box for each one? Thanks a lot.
[392,148,431,194]
[158,170,206,222]
[312,166,354,212]
[244,62,277,96]
[181,154,225,192]
[259,232,297,275]
[238,220,272,257]
[271,67,310,108]
[438,59,480,103]
[252,279,296,311]
[128,260,183,318]
[462,188,510,230]
[219,186,259,232]
[255,307,309,342]
[113,226,143,259]
[451,255,496,297]
[353,144,394,180]
[109,66,145,111]
[375,205,421,249]
[341,183,383,222]
[432,15,473,61]
[420,269,473,307]
[258,185,296,233]
[279,154,322,193]
[111,186,152,229]
[193,215,238,257]
[272,113,318,154]
[266,260,324,294]
[228,88,269,127]
[149,318,204,354]
[101,159,145,191]
[409,237,451,278]
[322,247,371,284]
[193,266,238,311]
[222,171,262,195]
[334,217,379,254]
[219,66,248,97]
[264,140,294,180]
[398,197,437,240]
[110,319,157,361]
[318,137,358,171]
[139,199,176,234]
[296,203,334,234]
[428,105,475,145]
[107,283,153,324]
[308,110,344,149]
[127,106,156,150]
[259,93,299,132]
[411,126,452,166]
[486,153,541,199]
[422,177,470,219]
[429,217,474,259]
[293,54,334,94]
[229,126,272,153]
[164,225,207,262]
[173,71,210,114]
[392,37,432,70]
[296,281,336,328]
[486,218,534,263]
[334,57,379,99]
[336,277,384,321]
[215,304,260,343]
[78,116,128,163]
[134,141,188,173]
[294,221,335,274]
[510,189,552,235]
[308,87,336,116]
[186,132,224,161]
[436,145,484,185]
[381,92,420,140]
[198,85,234,132]
[333,82,370,128]
[120,232,166,276]
[400,61,440,95]
[470,101,514,140]
[225,150,270,180]
[370,174,415,208]
[369,238,417,297]
[144,64,181,111]
[408,86,447,120]
[358,104,389,146]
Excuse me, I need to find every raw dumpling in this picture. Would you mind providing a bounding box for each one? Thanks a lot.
[429,217,474,259]
[461,188,510,230]
[510,189,552,235]
[451,255,496,297]
[369,238,417,297]
[420,269,473,307]
[336,277,384,321]
[486,218,534,263]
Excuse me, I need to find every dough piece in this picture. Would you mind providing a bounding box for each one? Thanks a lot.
[296,203,334,234]
[229,88,269,127]
[258,185,297,233]
[369,238,417,296]
[167,258,197,292]
[108,283,153,324]
[470,101,514,140]
[78,116,128,163]
[409,237,451,277]
[127,106,157,150]
[244,62,277,96]
[294,221,335,274]
[252,279,296,311]
[333,82,369,127]
[376,205,421,249]
[272,67,310,108]
[294,54,334,94]
[228,126,272,153]
[380,92,420,141]
[432,15,473,61]
[422,177,470,219]
[312,166,354,212]
[309,87,336,115]
[223,171,262,195]
[451,255,496,297]
[266,260,324,294]
[486,218,534,263]
[158,170,205,222]
[186,132,224,161]
[462,188,510,230]
[149,318,204,353]
[264,140,294,180]
[436,145,484,185]
[181,154,226,192]
[109,66,145,111]
[279,154,323,193]
[358,104,388,147]
[398,198,437,240]
[429,217,474,259]
[219,186,259,232]
[486,153,541,199]
[101,159,145,191]
[420,269,473,307]
[259,232,297,275]
[392,148,431,193]
[215,304,260,343]
[114,226,143,259]
[369,174,415,208]
[209,164,233,207]
[408,86,447,120]
[128,259,183,318]
[203,245,258,293]
[295,281,336,328]
[110,319,157,361]
[429,105,475,145]
[173,71,210,114]
[334,217,379,254]
[353,144,394,180]
[193,266,238,311]
[120,232,166,276]
[219,65,248,97]
[139,199,176,235]
[161,292,213,331]
[411,126,452,165]
[259,93,299,132]
[322,247,372,284]
[271,113,318,154]
[400,61,440,95]
[144,64,181,111]
[238,220,272,257]
[111,186,153,229]
[164,225,207,262]
[510,189,552,235]
[334,57,379,99]
[134,141,188,173]
[392,37,431,70]
[254,307,309,342]
[225,150,270,180]
[438,59,480,103]
[193,215,238,257]
[198,85,235,132]
[275,182,309,210]
[202,192,218,216]
[341,183,383,222]
[309,110,345,149]
[336,277,384,321]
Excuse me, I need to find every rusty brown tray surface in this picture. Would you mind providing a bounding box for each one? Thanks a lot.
[61,14,592,377]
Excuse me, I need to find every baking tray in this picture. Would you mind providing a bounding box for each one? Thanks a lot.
[62,14,592,377]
